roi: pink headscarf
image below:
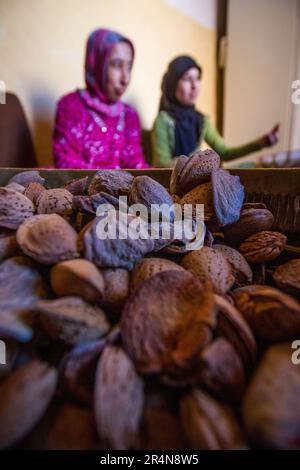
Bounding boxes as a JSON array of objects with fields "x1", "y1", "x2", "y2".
[{"x1": 80, "y1": 28, "x2": 135, "y2": 117}]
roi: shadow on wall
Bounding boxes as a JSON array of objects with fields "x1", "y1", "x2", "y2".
[
  {"x1": 29, "y1": 87, "x2": 55, "y2": 167},
  {"x1": 0, "y1": 92, "x2": 37, "y2": 168}
]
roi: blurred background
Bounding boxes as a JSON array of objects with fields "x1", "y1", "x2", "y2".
[{"x1": 0, "y1": 0, "x2": 299, "y2": 167}]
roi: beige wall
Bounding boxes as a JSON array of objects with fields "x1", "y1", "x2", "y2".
[
  {"x1": 0, "y1": 0, "x2": 217, "y2": 165},
  {"x1": 223, "y1": 0, "x2": 300, "y2": 168}
]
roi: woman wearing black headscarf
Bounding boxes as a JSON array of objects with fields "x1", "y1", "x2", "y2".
[{"x1": 152, "y1": 55, "x2": 279, "y2": 167}]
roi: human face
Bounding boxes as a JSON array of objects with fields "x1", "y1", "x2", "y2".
[
  {"x1": 175, "y1": 67, "x2": 201, "y2": 106},
  {"x1": 105, "y1": 42, "x2": 133, "y2": 102}
]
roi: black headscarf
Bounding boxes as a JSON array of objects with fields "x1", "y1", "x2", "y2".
[{"x1": 159, "y1": 56, "x2": 204, "y2": 157}]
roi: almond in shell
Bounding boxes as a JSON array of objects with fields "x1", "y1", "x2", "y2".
[
  {"x1": 181, "y1": 246, "x2": 235, "y2": 295},
  {"x1": 94, "y1": 345, "x2": 144, "y2": 450},
  {"x1": 50, "y1": 259, "x2": 105, "y2": 302},
  {"x1": 243, "y1": 343, "x2": 300, "y2": 449},
  {"x1": 239, "y1": 231, "x2": 287, "y2": 263},
  {"x1": 17, "y1": 214, "x2": 79, "y2": 265},
  {"x1": 232, "y1": 285, "x2": 300, "y2": 341},
  {"x1": 0, "y1": 360, "x2": 57, "y2": 449},
  {"x1": 121, "y1": 270, "x2": 216, "y2": 376},
  {"x1": 130, "y1": 257, "x2": 186, "y2": 293},
  {"x1": 35, "y1": 297, "x2": 110, "y2": 345},
  {"x1": 180, "y1": 389, "x2": 246, "y2": 450},
  {"x1": 0, "y1": 187, "x2": 34, "y2": 229}
]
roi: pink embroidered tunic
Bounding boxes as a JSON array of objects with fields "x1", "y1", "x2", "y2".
[{"x1": 53, "y1": 90, "x2": 148, "y2": 169}]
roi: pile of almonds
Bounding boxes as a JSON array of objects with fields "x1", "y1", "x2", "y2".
[{"x1": 0, "y1": 154, "x2": 300, "y2": 450}]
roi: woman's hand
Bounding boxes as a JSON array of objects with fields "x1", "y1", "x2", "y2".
[{"x1": 260, "y1": 124, "x2": 280, "y2": 148}]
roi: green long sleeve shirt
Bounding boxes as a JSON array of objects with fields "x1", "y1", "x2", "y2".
[{"x1": 151, "y1": 111, "x2": 264, "y2": 167}]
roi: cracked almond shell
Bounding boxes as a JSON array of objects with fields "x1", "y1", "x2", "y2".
[
  {"x1": 82, "y1": 213, "x2": 154, "y2": 269},
  {"x1": 211, "y1": 168, "x2": 244, "y2": 227}
]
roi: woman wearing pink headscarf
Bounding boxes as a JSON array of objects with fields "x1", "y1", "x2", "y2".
[{"x1": 53, "y1": 28, "x2": 148, "y2": 169}]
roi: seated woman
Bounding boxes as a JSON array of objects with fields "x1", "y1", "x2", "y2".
[
  {"x1": 152, "y1": 55, "x2": 279, "y2": 167},
  {"x1": 53, "y1": 28, "x2": 148, "y2": 169}
]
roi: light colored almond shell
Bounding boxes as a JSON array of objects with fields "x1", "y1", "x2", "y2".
[
  {"x1": 17, "y1": 214, "x2": 79, "y2": 265},
  {"x1": 50, "y1": 258, "x2": 105, "y2": 302},
  {"x1": 36, "y1": 188, "x2": 73, "y2": 219},
  {"x1": 0, "y1": 187, "x2": 34, "y2": 229},
  {"x1": 0, "y1": 360, "x2": 57, "y2": 449},
  {"x1": 94, "y1": 345, "x2": 144, "y2": 450},
  {"x1": 181, "y1": 247, "x2": 235, "y2": 295},
  {"x1": 130, "y1": 257, "x2": 186, "y2": 293}
]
